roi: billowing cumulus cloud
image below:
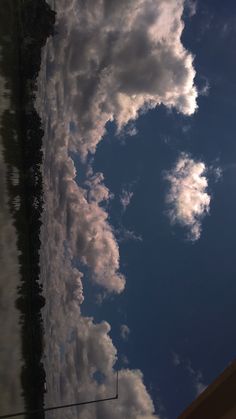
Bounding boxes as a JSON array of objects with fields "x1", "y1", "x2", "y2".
[
  {"x1": 41, "y1": 235, "x2": 159, "y2": 419},
  {"x1": 38, "y1": 0, "x2": 199, "y2": 292},
  {"x1": 37, "y1": 49, "x2": 125, "y2": 293},
  {"x1": 50, "y1": 0, "x2": 198, "y2": 158},
  {"x1": 39, "y1": 132, "x2": 125, "y2": 293},
  {"x1": 165, "y1": 153, "x2": 211, "y2": 241},
  {"x1": 64, "y1": 168, "x2": 125, "y2": 293}
]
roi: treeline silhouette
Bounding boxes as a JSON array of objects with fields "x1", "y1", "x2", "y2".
[{"x1": 0, "y1": 1, "x2": 56, "y2": 418}]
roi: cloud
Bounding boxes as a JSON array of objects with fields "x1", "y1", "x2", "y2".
[
  {"x1": 37, "y1": 104, "x2": 159, "y2": 419},
  {"x1": 185, "y1": 361, "x2": 207, "y2": 397},
  {"x1": 44, "y1": 308, "x2": 160, "y2": 419},
  {"x1": 172, "y1": 353, "x2": 207, "y2": 397},
  {"x1": 125, "y1": 124, "x2": 138, "y2": 137},
  {"x1": 198, "y1": 77, "x2": 210, "y2": 96},
  {"x1": 49, "y1": 0, "x2": 198, "y2": 159},
  {"x1": 42, "y1": 142, "x2": 125, "y2": 294},
  {"x1": 185, "y1": 0, "x2": 197, "y2": 18},
  {"x1": 37, "y1": 0, "x2": 199, "y2": 291},
  {"x1": 164, "y1": 153, "x2": 211, "y2": 241},
  {"x1": 117, "y1": 228, "x2": 142, "y2": 243},
  {"x1": 37, "y1": 38, "x2": 159, "y2": 419},
  {"x1": 120, "y1": 189, "x2": 134, "y2": 211},
  {"x1": 36, "y1": 0, "x2": 200, "y2": 416},
  {"x1": 37, "y1": 71, "x2": 125, "y2": 294},
  {"x1": 208, "y1": 164, "x2": 222, "y2": 182},
  {"x1": 172, "y1": 352, "x2": 181, "y2": 367},
  {"x1": 120, "y1": 324, "x2": 130, "y2": 341},
  {"x1": 66, "y1": 172, "x2": 125, "y2": 293},
  {"x1": 41, "y1": 250, "x2": 159, "y2": 419},
  {"x1": 121, "y1": 355, "x2": 129, "y2": 366}
]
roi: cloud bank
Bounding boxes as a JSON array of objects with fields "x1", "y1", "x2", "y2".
[
  {"x1": 165, "y1": 153, "x2": 211, "y2": 241},
  {"x1": 43, "y1": 296, "x2": 159, "y2": 419},
  {"x1": 36, "y1": 0, "x2": 199, "y2": 417},
  {"x1": 39, "y1": 0, "x2": 199, "y2": 292}
]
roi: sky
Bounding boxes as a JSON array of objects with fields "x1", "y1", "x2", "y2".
[{"x1": 38, "y1": 1, "x2": 236, "y2": 418}]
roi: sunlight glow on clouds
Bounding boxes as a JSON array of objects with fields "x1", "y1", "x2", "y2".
[{"x1": 165, "y1": 153, "x2": 211, "y2": 241}]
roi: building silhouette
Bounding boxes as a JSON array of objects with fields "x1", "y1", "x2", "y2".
[{"x1": 178, "y1": 360, "x2": 236, "y2": 419}]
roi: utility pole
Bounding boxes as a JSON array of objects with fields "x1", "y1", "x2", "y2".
[{"x1": 0, "y1": 372, "x2": 119, "y2": 419}]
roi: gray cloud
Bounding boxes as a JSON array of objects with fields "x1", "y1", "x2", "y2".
[{"x1": 164, "y1": 153, "x2": 211, "y2": 241}]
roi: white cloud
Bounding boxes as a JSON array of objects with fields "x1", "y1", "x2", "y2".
[
  {"x1": 198, "y1": 78, "x2": 210, "y2": 96},
  {"x1": 185, "y1": 0, "x2": 197, "y2": 18},
  {"x1": 41, "y1": 252, "x2": 159, "y2": 419},
  {"x1": 47, "y1": 0, "x2": 198, "y2": 159},
  {"x1": 126, "y1": 124, "x2": 138, "y2": 137},
  {"x1": 35, "y1": 0, "x2": 200, "y2": 416},
  {"x1": 121, "y1": 355, "x2": 130, "y2": 365},
  {"x1": 41, "y1": 142, "x2": 125, "y2": 294},
  {"x1": 209, "y1": 164, "x2": 222, "y2": 182},
  {"x1": 45, "y1": 316, "x2": 160, "y2": 419},
  {"x1": 36, "y1": 0, "x2": 199, "y2": 289},
  {"x1": 120, "y1": 324, "x2": 130, "y2": 341},
  {"x1": 37, "y1": 38, "x2": 159, "y2": 419},
  {"x1": 165, "y1": 153, "x2": 211, "y2": 241},
  {"x1": 117, "y1": 228, "x2": 142, "y2": 243},
  {"x1": 120, "y1": 189, "x2": 134, "y2": 211}
]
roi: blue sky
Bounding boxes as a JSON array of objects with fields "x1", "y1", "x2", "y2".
[{"x1": 40, "y1": 1, "x2": 236, "y2": 418}]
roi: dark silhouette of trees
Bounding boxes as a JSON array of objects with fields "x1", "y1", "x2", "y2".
[{"x1": 0, "y1": 1, "x2": 56, "y2": 418}]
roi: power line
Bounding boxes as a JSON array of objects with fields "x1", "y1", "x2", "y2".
[{"x1": 0, "y1": 371, "x2": 119, "y2": 419}]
